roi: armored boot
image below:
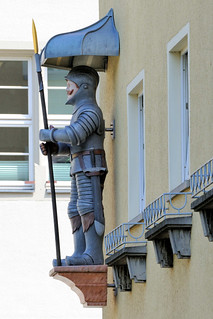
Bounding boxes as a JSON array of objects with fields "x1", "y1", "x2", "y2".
[
  {"x1": 66, "y1": 212, "x2": 104, "y2": 265},
  {"x1": 65, "y1": 216, "x2": 86, "y2": 264}
]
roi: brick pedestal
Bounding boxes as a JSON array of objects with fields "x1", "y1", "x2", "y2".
[{"x1": 49, "y1": 265, "x2": 108, "y2": 307}]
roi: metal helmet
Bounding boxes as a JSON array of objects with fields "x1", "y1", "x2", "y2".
[
  {"x1": 65, "y1": 65, "x2": 99, "y2": 89},
  {"x1": 65, "y1": 66, "x2": 99, "y2": 106}
]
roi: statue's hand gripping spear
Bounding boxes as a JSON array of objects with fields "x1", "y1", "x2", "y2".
[{"x1": 32, "y1": 20, "x2": 61, "y2": 266}]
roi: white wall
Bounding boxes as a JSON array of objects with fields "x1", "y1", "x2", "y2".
[
  {"x1": 0, "y1": 201, "x2": 102, "y2": 319},
  {"x1": 0, "y1": 1, "x2": 102, "y2": 318},
  {"x1": 0, "y1": 0, "x2": 99, "y2": 44}
]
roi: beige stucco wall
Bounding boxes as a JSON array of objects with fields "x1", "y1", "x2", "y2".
[{"x1": 99, "y1": 1, "x2": 213, "y2": 318}]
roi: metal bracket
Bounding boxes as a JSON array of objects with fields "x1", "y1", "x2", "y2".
[
  {"x1": 113, "y1": 265, "x2": 132, "y2": 292},
  {"x1": 153, "y1": 238, "x2": 173, "y2": 268},
  {"x1": 105, "y1": 120, "x2": 115, "y2": 139},
  {"x1": 191, "y1": 189, "x2": 213, "y2": 242},
  {"x1": 126, "y1": 256, "x2": 146, "y2": 282},
  {"x1": 169, "y1": 228, "x2": 191, "y2": 258},
  {"x1": 107, "y1": 283, "x2": 117, "y2": 296},
  {"x1": 105, "y1": 246, "x2": 147, "y2": 293},
  {"x1": 146, "y1": 217, "x2": 192, "y2": 268},
  {"x1": 199, "y1": 209, "x2": 213, "y2": 241}
]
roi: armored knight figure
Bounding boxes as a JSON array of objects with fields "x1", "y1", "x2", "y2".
[{"x1": 39, "y1": 66, "x2": 107, "y2": 265}]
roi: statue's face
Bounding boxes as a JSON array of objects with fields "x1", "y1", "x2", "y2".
[{"x1": 66, "y1": 80, "x2": 79, "y2": 102}]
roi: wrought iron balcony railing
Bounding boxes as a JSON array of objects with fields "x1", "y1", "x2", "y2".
[
  {"x1": 144, "y1": 192, "x2": 192, "y2": 229},
  {"x1": 104, "y1": 222, "x2": 146, "y2": 256},
  {"x1": 190, "y1": 158, "x2": 213, "y2": 198},
  {"x1": 105, "y1": 193, "x2": 192, "y2": 255}
]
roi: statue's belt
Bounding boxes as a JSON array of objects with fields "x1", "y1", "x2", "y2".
[
  {"x1": 71, "y1": 149, "x2": 107, "y2": 177},
  {"x1": 71, "y1": 149, "x2": 105, "y2": 159}
]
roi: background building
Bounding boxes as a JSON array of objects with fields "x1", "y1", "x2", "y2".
[
  {"x1": 99, "y1": 1, "x2": 213, "y2": 319},
  {"x1": 0, "y1": 1, "x2": 102, "y2": 318}
]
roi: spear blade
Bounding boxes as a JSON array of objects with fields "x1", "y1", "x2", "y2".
[{"x1": 32, "y1": 19, "x2": 38, "y2": 54}]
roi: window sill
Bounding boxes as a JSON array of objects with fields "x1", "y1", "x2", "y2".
[
  {"x1": 169, "y1": 180, "x2": 190, "y2": 199},
  {"x1": 45, "y1": 181, "x2": 70, "y2": 194},
  {"x1": 128, "y1": 212, "x2": 144, "y2": 228},
  {"x1": 0, "y1": 181, "x2": 34, "y2": 193}
]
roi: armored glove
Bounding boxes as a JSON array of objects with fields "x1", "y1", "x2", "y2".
[{"x1": 40, "y1": 142, "x2": 59, "y2": 156}]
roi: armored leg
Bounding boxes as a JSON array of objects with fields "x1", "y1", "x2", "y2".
[
  {"x1": 66, "y1": 173, "x2": 105, "y2": 265},
  {"x1": 67, "y1": 175, "x2": 86, "y2": 259}
]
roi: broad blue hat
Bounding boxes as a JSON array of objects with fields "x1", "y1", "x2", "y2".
[{"x1": 40, "y1": 9, "x2": 119, "y2": 71}]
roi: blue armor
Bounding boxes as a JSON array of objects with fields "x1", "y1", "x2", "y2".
[{"x1": 40, "y1": 66, "x2": 107, "y2": 265}]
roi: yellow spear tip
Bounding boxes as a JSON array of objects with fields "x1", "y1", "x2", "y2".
[
  {"x1": 32, "y1": 18, "x2": 38, "y2": 54},
  {"x1": 32, "y1": 19, "x2": 36, "y2": 32}
]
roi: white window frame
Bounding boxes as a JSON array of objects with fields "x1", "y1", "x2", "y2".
[
  {"x1": 0, "y1": 57, "x2": 34, "y2": 192},
  {"x1": 167, "y1": 23, "x2": 190, "y2": 191},
  {"x1": 127, "y1": 70, "x2": 145, "y2": 221},
  {"x1": 138, "y1": 94, "x2": 145, "y2": 213},
  {"x1": 181, "y1": 51, "x2": 189, "y2": 181}
]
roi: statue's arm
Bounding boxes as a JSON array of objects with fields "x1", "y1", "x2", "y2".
[
  {"x1": 40, "y1": 140, "x2": 70, "y2": 157},
  {"x1": 39, "y1": 110, "x2": 100, "y2": 145}
]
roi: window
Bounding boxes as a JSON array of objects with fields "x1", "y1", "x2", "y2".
[
  {"x1": 138, "y1": 95, "x2": 145, "y2": 212},
  {"x1": 127, "y1": 70, "x2": 145, "y2": 221},
  {"x1": 0, "y1": 59, "x2": 34, "y2": 192},
  {"x1": 167, "y1": 24, "x2": 190, "y2": 191},
  {"x1": 45, "y1": 68, "x2": 72, "y2": 192},
  {"x1": 181, "y1": 52, "x2": 189, "y2": 181},
  {"x1": 47, "y1": 68, "x2": 74, "y2": 117}
]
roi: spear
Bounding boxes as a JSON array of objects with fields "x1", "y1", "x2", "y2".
[{"x1": 32, "y1": 20, "x2": 61, "y2": 266}]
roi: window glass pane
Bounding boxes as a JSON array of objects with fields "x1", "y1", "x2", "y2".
[
  {"x1": 0, "y1": 127, "x2": 28, "y2": 153},
  {"x1": 0, "y1": 155, "x2": 29, "y2": 180},
  {"x1": 0, "y1": 89, "x2": 28, "y2": 114},
  {"x1": 48, "y1": 68, "x2": 67, "y2": 86},
  {"x1": 0, "y1": 61, "x2": 28, "y2": 86},
  {"x1": 52, "y1": 156, "x2": 70, "y2": 181},
  {"x1": 48, "y1": 89, "x2": 74, "y2": 114}
]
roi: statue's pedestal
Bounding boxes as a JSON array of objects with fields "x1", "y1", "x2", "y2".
[{"x1": 49, "y1": 265, "x2": 108, "y2": 307}]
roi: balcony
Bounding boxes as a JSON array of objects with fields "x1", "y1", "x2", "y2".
[
  {"x1": 104, "y1": 223, "x2": 147, "y2": 292},
  {"x1": 144, "y1": 192, "x2": 192, "y2": 229},
  {"x1": 144, "y1": 192, "x2": 192, "y2": 267},
  {"x1": 190, "y1": 158, "x2": 213, "y2": 198},
  {"x1": 190, "y1": 158, "x2": 213, "y2": 241},
  {"x1": 105, "y1": 222, "x2": 146, "y2": 255}
]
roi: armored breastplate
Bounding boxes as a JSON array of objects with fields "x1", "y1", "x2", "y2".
[
  {"x1": 69, "y1": 103, "x2": 107, "y2": 176},
  {"x1": 70, "y1": 103, "x2": 105, "y2": 155}
]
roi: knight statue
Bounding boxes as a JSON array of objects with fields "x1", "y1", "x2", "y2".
[{"x1": 39, "y1": 65, "x2": 107, "y2": 265}]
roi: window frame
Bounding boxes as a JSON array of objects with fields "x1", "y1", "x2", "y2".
[
  {"x1": 138, "y1": 94, "x2": 145, "y2": 213},
  {"x1": 127, "y1": 69, "x2": 146, "y2": 221},
  {"x1": 181, "y1": 51, "x2": 189, "y2": 182},
  {"x1": 167, "y1": 23, "x2": 190, "y2": 192},
  {"x1": 0, "y1": 57, "x2": 34, "y2": 192}
]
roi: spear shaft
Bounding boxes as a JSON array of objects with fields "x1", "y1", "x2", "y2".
[{"x1": 32, "y1": 20, "x2": 61, "y2": 266}]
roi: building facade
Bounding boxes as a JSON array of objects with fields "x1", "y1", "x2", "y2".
[{"x1": 99, "y1": 1, "x2": 213, "y2": 319}]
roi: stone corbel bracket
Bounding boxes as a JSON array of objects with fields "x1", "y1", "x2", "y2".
[
  {"x1": 105, "y1": 245, "x2": 147, "y2": 293},
  {"x1": 49, "y1": 265, "x2": 107, "y2": 307},
  {"x1": 191, "y1": 188, "x2": 213, "y2": 241},
  {"x1": 145, "y1": 217, "x2": 192, "y2": 268}
]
